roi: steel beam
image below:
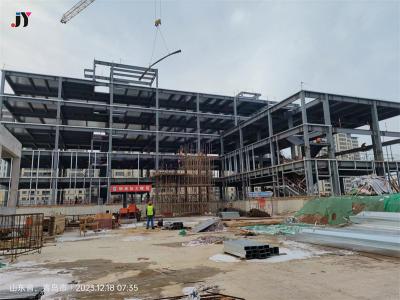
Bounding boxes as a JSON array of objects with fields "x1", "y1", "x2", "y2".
[{"x1": 334, "y1": 127, "x2": 400, "y2": 138}]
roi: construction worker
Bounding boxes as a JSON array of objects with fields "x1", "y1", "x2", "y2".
[{"x1": 146, "y1": 201, "x2": 155, "y2": 229}]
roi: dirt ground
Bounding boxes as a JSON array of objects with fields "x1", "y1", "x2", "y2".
[{"x1": 0, "y1": 218, "x2": 399, "y2": 300}]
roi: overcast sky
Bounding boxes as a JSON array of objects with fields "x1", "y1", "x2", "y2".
[{"x1": 0, "y1": 0, "x2": 399, "y2": 156}]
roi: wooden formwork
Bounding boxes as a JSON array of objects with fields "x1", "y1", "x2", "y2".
[{"x1": 154, "y1": 152, "x2": 215, "y2": 216}]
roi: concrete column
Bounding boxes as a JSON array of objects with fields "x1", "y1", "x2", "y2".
[
  {"x1": 301, "y1": 91, "x2": 314, "y2": 195},
  {"x1": 9, "y1": 157, "x2": 21, "y2": 208},
  {"x1": 323, "y1": 94, "x2": 340, "y2": 195},
  {"x1": 196, "y1": 93, "x2": 201, "y2": 153},
  {"x1": 155, "y1": 71, "x2": 160, "y2": 170},
  {"x1": 0, "y1": 125, "x2": 22, "y2": 213}
]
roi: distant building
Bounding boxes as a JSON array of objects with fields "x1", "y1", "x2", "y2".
[{"x1": 318, "y1": 133, "x2": 360, "y2": 195}]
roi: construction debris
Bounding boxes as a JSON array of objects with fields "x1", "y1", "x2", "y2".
[
  {"x1": 223, "y1": 218, "x2": 283, "y2": 228},
  {"x1": 219, "y1": 211, "x2": 240, "y2": 220},
  {"x1": 79, "y1": 216, "x2": 99, "y2": 236},
  {"x1": 182, "y1": 235, "x2": 225, "y2": 247},
  {"x1": 247, "y1": 208, "x2": 271, "y2": 218},
  {"x1": 192, "y1": 218, "x2": 221, "y2": 233},
  {"x1": 351, "y1": 175, "x2": 394, "y2": 195},
  {"x1": 183, "y1": 236, "x2": 219, "y2": 246},
  {"x1": 242, "y1": 223, "x2": 312, "y2": 235},
  {"x1": 163, "y1": 221, "x2": 184, "y2": 230},
  {"x1": 224, "y1": 239, "x2": 279, "y2": 259},
  {"x1": 43, "y1": 214, "x2": 65, "y2": 236}
]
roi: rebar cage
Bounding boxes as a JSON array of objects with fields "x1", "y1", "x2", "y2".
[{"x1": 0, "y1": 213, "x2": 44, "y2": 259}]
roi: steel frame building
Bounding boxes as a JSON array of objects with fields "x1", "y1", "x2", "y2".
[
  {"x1": 0, "y1": 60, "x2": 399, "y2": 207},
  {"x1": 219, "y1": 90, "x2": 400, "y2": 197},
  {"x1": 0, "y1": 60, "x2": 271, "y2": 205}
]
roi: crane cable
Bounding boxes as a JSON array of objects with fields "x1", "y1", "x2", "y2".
[{"x1": 149, "y1": 0, "x2": 171, "y2": 65}]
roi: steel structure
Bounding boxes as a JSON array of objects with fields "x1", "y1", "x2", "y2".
[
  {"x1": 0, "y1": 60, "x2": 399, "y2": 208},
  {"x1": 218, "y1": 90, "x2": 400, "y2": 198},
  {"x1": 0, "y1": 60, "x2": 271, "y2": 206}
]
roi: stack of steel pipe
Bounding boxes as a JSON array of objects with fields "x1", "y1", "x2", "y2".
[{"x1": 223, "y1": 239, "x2": 279, "y2": 259}]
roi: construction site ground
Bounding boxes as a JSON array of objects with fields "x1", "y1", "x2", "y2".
[{"x1": 1, "y1": 217, "x2": 399, "y2": 300}]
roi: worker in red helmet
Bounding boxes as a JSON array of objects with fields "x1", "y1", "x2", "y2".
[{"x1": 146, "y1": 201, "x2": 155, "y2": 230}]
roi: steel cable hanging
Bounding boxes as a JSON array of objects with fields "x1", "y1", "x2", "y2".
[{"x1": 144, "y1": 0, "x2": 181, "y2": 80}]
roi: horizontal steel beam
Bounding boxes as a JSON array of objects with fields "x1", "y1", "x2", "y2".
[
  {"x1": 222, "y1": 123, "x2": 329, "y2": 159},
  {"x1": 222, "y1": 91, "x2": 301, "y2": 138},
  {"x1": 21, "y1": 149, "x2": 182, "y2": 160},
  {"x1": 304, "y1": 90, "x2": 400, "y2": 109},
  {"x1": 1, "y1": 94, "x2": 249, "y2": 121},
  {"x1": 0, "y1": 121, "x2": 220, "y2": 139},
  {"x1": 2, "y1": 70, "x2": 271, "y2": 105},
  {"x1": 334, "y1": 127, "x2": 400, "y2": 138}
]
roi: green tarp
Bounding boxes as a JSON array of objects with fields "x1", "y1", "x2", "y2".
[{"x1": 295, "y1": 193, "x2": 400, "y2": 225}]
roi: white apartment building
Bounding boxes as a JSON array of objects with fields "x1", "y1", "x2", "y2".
[
  {"x1": 318, "y1": 133, "x2": 360, "y2": 195},
  {"x1": 19, "y1": 189, "x2": 51, "y2": 206}
]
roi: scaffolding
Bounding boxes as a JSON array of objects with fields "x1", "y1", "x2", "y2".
[{"x1": 154, "y1": 149, "x2": 215, "y2": 216}]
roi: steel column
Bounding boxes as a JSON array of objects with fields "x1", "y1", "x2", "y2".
[
  {"x1": 107, "y1": 68, "x2": 114, "y2": 203},
  {"x1": 155, "y1": 70, "x2": 160, "y2": 170},
  {"x1": 233, "y1": 95, "x2": 238, "y2": 126},
  {"x1": 196, "y1": 93, "x2": 201, "y2": 153},
  {"x1": 0, "y1": 71, "x2": 5, "y2": 121},
  {"x1": 287, "y1": 111, "x2": 296, "y2": 159},
  {"x1": 371, "y1": 101, "x2": 384, "y2": 164},
  {"x1": 323, "y1": 94, "x2": 340, "y2": 195},
  {"x1": 268, "y1": 111, "x2": 275, "y2": 166},
  {"x1": 301, "y1": 91, "x2": 314, "y2": 195}
]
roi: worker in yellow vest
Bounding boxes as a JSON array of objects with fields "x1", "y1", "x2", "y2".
[{"x1": 146, "y1": 201, "x2": 155, "y2": 229}]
